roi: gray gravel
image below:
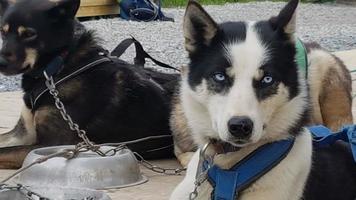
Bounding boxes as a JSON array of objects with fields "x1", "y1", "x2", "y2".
[{"x1": 1, "y1": 2, "x2": 356, "y2": 92}]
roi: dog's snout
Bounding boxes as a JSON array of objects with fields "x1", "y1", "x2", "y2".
[{"x1": 228, "y1": 116, "x2": 253, "y2": 138}]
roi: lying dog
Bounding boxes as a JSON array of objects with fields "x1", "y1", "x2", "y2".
[
  {"x1": 171, "y1": 0, "x2": 353, "y2": 167},
  {"x1": 0, "y1": 0, "x2": 177, "y2": 169},
  {"x1": 170, "y1": 0, "x2": 356, "y2": 199}
]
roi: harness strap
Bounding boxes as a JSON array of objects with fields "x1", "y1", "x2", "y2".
[
  {"x1": 110, "y1": 37, "x2": 180, "y2": 72},
  {"x1": 29, "y1": 56, "x2": 112, "y2": 109},
  {"x1": 308, "y1": 125, "x2": 356, "y2": 162},
  {"x1": 30, "y1": 37, "x2": 177, "y2": 110},
  {"x1": 204, "y1": 139, "x2": 295, "y2": 200}
]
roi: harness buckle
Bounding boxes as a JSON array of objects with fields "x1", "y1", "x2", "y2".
[{"x1": 196, "y1": 142, "x2": 213, "y2": 180}]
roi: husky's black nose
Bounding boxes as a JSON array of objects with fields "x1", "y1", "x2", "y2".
[{"x1": 228, "y1": 116, "x2": 253, "y2": 138}]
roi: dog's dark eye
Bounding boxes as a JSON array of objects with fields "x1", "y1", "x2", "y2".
[
  {"x1": 22, "y1": 29, "x2": 37, "y2": 42},
  {"x1": 212, "y1": 72, "x2": 226, "y2": 82},
  {"x1": 260, "y1": 75, "x2": 274, "y2": 87}
]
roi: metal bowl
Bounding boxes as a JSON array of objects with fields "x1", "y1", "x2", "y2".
[
  {"x1": 0, "y1": 186, "x2": 112, "y2": 200},
  {"x1": 16, "y1": 145, "x2": 147, "y2": 189}
]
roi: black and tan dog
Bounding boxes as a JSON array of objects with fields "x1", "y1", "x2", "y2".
[{"x1": 0, "y1": 0, "x2": 178, "y2": 168}]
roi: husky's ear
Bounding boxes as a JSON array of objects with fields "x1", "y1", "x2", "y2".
[
  {"x1": 0, "y1": 0, "x2": 9, "y2": 16},
  {"x1": 270, "y1": 0, "x2": 298, "y2": 35},
  {"x1": 183, "y1": 1, "x2": 218, "y2": 53},
  {"x1": 38, "y1": 0, "x2": 80, "y2": 21}
]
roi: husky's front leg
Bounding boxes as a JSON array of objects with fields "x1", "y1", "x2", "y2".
[{"x1": 170, "y1": 151, "x2": 200, "y2": 200}]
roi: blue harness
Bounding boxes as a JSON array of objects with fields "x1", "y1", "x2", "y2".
[{"x1": 203, "y1": 125, "x2": 356, "y2": 200}]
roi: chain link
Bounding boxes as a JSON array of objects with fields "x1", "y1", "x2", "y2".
[
  {"x1": 189, "y1": 168, "x2": 210, "y2": 200},
  {"x1": 134, "y1": 152, "x2": 186, "y2": 175},
  {"x1": 189, "y1": 142, "x2": 214, "y2": 200},
  {"x1": 44, "y1": 73, "x2": 108, "y2": 156}
]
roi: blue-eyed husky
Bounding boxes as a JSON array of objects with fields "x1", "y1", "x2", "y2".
[{"x1": 170, "y1": 0, "x2": 356, "y2": 199}]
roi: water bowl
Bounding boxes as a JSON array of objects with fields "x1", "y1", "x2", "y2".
[{"x1": 16, "y1": 145, "x2": 147, "y2": 189}]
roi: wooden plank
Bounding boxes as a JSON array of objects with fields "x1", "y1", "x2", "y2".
[
  {"x1": 80, "y1": 0, "x2": 118, "y2": 7},
  {"x1": 76, "y1": 5, "x2": 120, "y2": 17},
  {"x1": 336, "y1": 0, "x2": 356, "y2": 5}
]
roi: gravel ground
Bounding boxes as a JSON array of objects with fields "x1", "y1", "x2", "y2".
[{"x1": 1, "y1": 2, "x2": 356, "y2": 92}]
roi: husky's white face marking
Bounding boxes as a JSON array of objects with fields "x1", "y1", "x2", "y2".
[{"x1": 212, "y1": 22, "x2": 269, "y2": 144}]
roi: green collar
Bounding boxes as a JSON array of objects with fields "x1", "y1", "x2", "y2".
[{"x1": 296, "y1": 38, "x2": 308, "y2": 76}]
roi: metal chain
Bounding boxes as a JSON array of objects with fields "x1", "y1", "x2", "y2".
[
  {"x1": 189, "y1": 169, "x2": 209, "y2": 200},
  {"x1": 134, "y1": 152, "x2": 186, "y2": 175},
  {"x1": 44, "y1": 73, "x2": 106, "y2": 156},
  {"x1": 44, "y1": 71, "x2": 186, "y2": 175},
  {"x1": 189, "y1": 142, "x2": 214, "y2": 200}
]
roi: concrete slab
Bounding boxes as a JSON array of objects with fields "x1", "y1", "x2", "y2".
[
  {"x1": 333, "y1": 49, "x2": 356, "y2": 71},
  {"x1": 0, "y1": 91, "x2": 23, "y2": 133}
]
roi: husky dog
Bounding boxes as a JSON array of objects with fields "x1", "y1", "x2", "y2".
[
  {"x1": 170, "y1": 0, "x2": 356, "y2": 199},
  {"x1": 171, "y1": 0, "x2": 353, "y2": 168},
  {"x1": 0, "y1": 0, "x2": 177, "y2": 169}
]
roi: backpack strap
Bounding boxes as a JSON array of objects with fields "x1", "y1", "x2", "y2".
[
  {"x1": 308, "y1": 125, "x2": 356, "y2": 162},
  {"x1": 203, "y1": 139, "x2": 295, "y2": 200},
  {"x1": 110, "y1": 37, "x2": 180, "y2": 72},
  {"x1": 155, "y1": 0, "x2": 174, "y2": 22}
]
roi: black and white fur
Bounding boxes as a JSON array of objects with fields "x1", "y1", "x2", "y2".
[{"x1": 170, "y1": 0, "x2": 356, "y2": 199}]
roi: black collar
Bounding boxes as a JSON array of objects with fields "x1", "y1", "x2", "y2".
[{"x1": 25, "y1": 51, "x2": 68, "y2": 79}]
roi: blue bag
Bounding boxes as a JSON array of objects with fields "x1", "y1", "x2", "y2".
[{"x1": 119, "y1": 0, "x2": 174, "y2": 22}]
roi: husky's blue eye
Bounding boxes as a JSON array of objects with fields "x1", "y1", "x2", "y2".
[
  {"x1": 213, "y1": 73, "x2": 226, "y2": 82},
  {"x1": 261, "y1": 75, "x2": 274, "y2": 86}
]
